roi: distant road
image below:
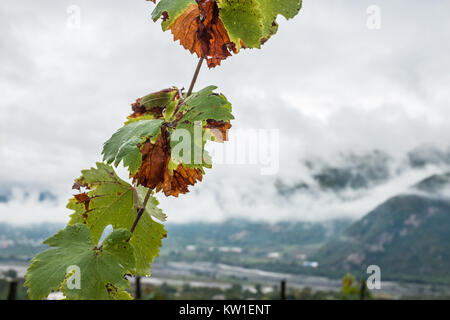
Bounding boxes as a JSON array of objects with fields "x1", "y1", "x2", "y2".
[{"x1": 1, "y1": 261, "x2": 443, "y2": 298}]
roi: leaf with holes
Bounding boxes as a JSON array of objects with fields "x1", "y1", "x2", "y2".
[{"x1": 25, "y1": 224, "x2": 134, "y2": 300}]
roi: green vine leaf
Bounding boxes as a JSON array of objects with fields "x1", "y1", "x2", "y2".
[
  {"x1": 217, "y1": 0, "x2": 265, "y2": 49},
  {"x1": 102, "y1": 119, "x2": 164, "y2": 175},
  {"x1": 181, "y1": 85, "x2": 234, "y2": 123},
  {"x1": 68, "y1": 163, "x2": 167, "y2": 275},
  {"x1": 149, "y1": 0, "x2": 302, "y2": 67},
  {"x1": 24, "y1": 224, "x2": 134, "y2": 300},
  {"x1": 141, "y1": 88, "x2": 178, "y2": 110}
]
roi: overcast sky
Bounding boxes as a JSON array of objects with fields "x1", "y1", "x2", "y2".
[{"x1": 1, "y1": 0, "x2": 450, "y2": 225}]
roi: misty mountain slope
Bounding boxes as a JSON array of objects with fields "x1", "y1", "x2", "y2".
[
  {"x1": 0, "y1": 188, "x2": 57, "y2": 204},
  {"x1": 413, "y1": 172, "x2": 450, "y2": 194},
  {"x1": 276, "y1": 150, "x2": 393, "y2": 196},
  {"x1": 275, "y1": 145, "x2": 450, "y2": 201},
  {"x1": 313, "y1": 195, "x2": 450, "y2": 283},
  {"x1": 311, "y1": 151, "x2": 392, "y2": 191},
  {"x1": 407, "y1": 145, "x2": 450, "y2": 169}
]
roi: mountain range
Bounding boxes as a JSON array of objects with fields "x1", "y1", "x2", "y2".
[
  {"x1": 276, "y1": 145, "x2": 450, "y2": 198},
  {"x1": 313, "y1": 171, "x2": 450, "y2": 284}
]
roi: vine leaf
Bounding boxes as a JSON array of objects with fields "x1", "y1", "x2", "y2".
[
  {"x1": 128, "y1": 88, "x2": 179, "y2": 122},
  {"x1": 149, "y1": 0, "x2": 303, "y2": 67},
  {"x1": 181, "y1": 85, "x2": 234, "y2": 122},
  {"x1": 102, "y1": 86, "x2": 233, "y2": 197},
  {"x1": 167, "y1": 0, "x2": 234, "y2": 68},
  {"x1": 68, "y1": 163, "x2": 167, "y2": 275},
  {"x1": 102, "y1": 119, "x2": 164, "y2": 175},
  {"x1": 24, "y1": 224, "x2": 134, "y2": 300}
]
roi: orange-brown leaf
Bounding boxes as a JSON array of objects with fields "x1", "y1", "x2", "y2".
[
  {"x1": 133, "y1": 133, "x2": 203, "y2": 197},
  {"x1": 132, "y1": 135, "x2": 169, "y2": 190},
  {"x1": 156, "y1": 164, "x2": 203, "y2": 197},
  {"x1": 170, "y1": 1, "x2": 236, "y2": 68}
]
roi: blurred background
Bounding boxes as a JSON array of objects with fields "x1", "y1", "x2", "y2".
[{"x1": 1, "y1": 0, "x2": 450, "y2": 299}]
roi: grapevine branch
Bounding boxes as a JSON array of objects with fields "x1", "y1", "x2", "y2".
[
  {"x1": 24, "y1": 1, "x2": 303, "y2": 300},
  {"x1": 187, "y1": 57, "x2": 204, "y2": 97},
  {"x1": 129, "y1": 57, "x2": 205, "y2": 235},
  {"x1": 130, "y1": 188, "x2": 152, "y2": 234}
]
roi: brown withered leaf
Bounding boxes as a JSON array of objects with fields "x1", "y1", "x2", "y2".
[
  {"x1": 170, "y1": 0, "x2": 236, "y2": 68},
  {"x1": 133, "y1": 131, "x2": 204, "y2": 197},
  {"x1": 156, "y1": 163, "x2": 203, "y2": 197},
  {"x1": 132, "y1": 135, "x2": 169, "y2": 190}
]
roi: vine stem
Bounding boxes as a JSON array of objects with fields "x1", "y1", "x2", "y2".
[
  {"x1": 187, "y1": 57, "x2": 204, "y2": 97},
  {"x1": 130, "y1": 188, "x2": 152, "y2": 234}
]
